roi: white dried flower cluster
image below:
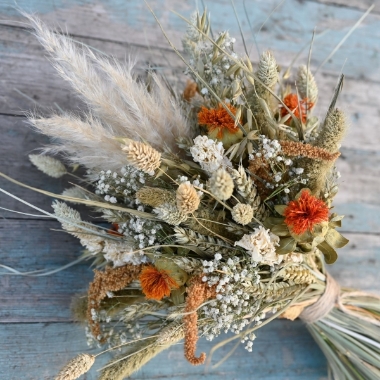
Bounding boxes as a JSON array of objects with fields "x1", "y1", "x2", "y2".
[
  {"x1": 29, "y1": 154, "x2": 67, "y2": 178},
  {"x1": 235, "y1": 226, "x2": 281, "y2": 266},
  {"x1": 190, "y1": 135, "x2": 231, "y2": 173},
  {"x1": 200, "y1": 255, "x2": 264, "y2": 350},
  {"x1": 183, "y1": 23, "x2": 239, "y2": 102},
  {"x1": 249, "y1": 136, "x2": 307, "y2": 192},
  {"x1": 117, "y1": 209, "x2": 162, "y2": 250},
  {"x1": 95, "y1": 166, "x2": 146, "y2": 202}
]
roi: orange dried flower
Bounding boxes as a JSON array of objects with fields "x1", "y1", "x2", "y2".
[
  {"x1": 140, "y1": 265, "x2": 179, "y2": 301},
  {"x1": 284, "y1": 190, "x2": 329, "y2": 235},
  {"x1": 198, "y1": 103, "x2": 240, "y2": 138},
  {"x1": 281, "y1": 93, "x2": 314, "y2": 123}
]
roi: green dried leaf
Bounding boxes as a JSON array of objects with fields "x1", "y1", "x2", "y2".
[
  {"x1": 276, "y1": 237, "x2": 297, "y2": 255},
  {"x1": 271, "y1": 223, "x2": 290, "y2": 237},
  {"x1": 317, "y1": 240, "x2": 338, "y2": 264},
  {"x1": 274, "y1": 205, "x2": 287, "y2": 216},
  {"x1": 170, "y1": 287, "x2": 185, "y2": 306},
  {"x1": 263, "y1": 217, "x2": 284, "y2": 229},
  {"x1": 325, "y1": 228, "x2": 349, "y2": 249}
]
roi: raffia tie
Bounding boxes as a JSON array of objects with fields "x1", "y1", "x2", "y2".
[{"x1": 300, "y1": 273, "x2": 340, "y2": 324}]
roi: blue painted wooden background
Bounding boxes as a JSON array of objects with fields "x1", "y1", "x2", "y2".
[{"x1": 0, "y1": 0, "x2": 379, "y2": 379}]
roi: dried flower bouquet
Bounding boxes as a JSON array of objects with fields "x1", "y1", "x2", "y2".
[{"x1": 2, "y1": 9, "x2": 380, "y2": 380}]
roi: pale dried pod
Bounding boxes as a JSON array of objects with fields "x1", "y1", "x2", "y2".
[
  {"x1": 176, "y1": 183, "x2": 200, "y2": 214},
  {"x1": 209, "y1": 168, "x2": 234, "y2": 200},
  {"x1": 122, "y1": 140, "x2": 161, "y2": 175},
  {"x1": 55, "y1": 353, "x2": 95, "y2": 380},
  {"x1": 231, "y1": 203, "x2": 254, "y2": 225}
]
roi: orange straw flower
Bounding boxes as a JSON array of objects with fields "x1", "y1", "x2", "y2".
[
  {"x1": 281, "y1": 93, "x2": 314, "y2": 124},
  {"x1": 139, "y1": 265, "x2": 179, "y2": 301},
  {"x1": 284, "y1": 190, "x2": 329, "y2": 235},
  {"x1": 198, "y1": 103, "x2": 240, "y2": 138}
]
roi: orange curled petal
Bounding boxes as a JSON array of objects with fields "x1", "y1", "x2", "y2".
[
  {"x1": 140, "y1": 265, "x2": 179, "y2": 301},
  {"x1": 198, "y1": 103, "x2": 240, "y2": 138}
]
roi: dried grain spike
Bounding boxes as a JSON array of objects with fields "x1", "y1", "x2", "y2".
[
  {"x1": 297, "y1": 65, "x2": 318, "y2": 104},
  {"x1": 55, "y1": 353, "x2": 95, "y2": 380}
]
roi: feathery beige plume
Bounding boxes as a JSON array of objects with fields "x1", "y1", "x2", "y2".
[
  {"x1": 24, "y1": 14, "x2": 191, "y2": 156},
  {"x1": 297, "y1": 65, "x2": 318, "y2": 104},
  {"x1": 231, "y1": 203, "x2": 254, "y2": 225},
  {"x1": 55, "y1": 353, "x2": 95, "y2": 380},
  {"x1": 29, "y1": 154, "x2": 67, "y2": 178},
  {"x1": 208, "y1": 168, "x2": 234, "y2": 200},
  {"x1": 176, "y1": 183, "x2": 200, "y2": 214},
  {"x1": 136, "y1": 187, "x2": 175, "y2": 207},
  {"x1": 122, "y1": 141, "x2": 161, "y2": 175}
]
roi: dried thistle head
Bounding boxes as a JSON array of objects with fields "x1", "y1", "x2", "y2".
[
  {"x1": 176, "y1": 183, "x2": 200, "y2": 214},
  {"x1": 136, "y1": 187, "x2": 175, "y2": 207},
  {"x1": 122, "y1": 140, "x2": 161, "y2": 175},
  {"x1": 231, "y1": 203, "x2": 254, "y2": 225},
  {"x1": 55, "y1": 353, "x2": 95, "y2": 380},
  {"x1": 208, "y1": 168, "x2": 234, "y2": 200}
]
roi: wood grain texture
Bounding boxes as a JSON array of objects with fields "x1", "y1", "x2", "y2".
[{"x1": 0, "y1": 0, "x2": 379, "y2": 379}]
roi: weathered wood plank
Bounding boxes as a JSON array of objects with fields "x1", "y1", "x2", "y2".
[
  {"x1": 0, "y1": 320, "x2": 328, "y2": 380},
  {"x1": 1, "y1": 0, "x2": 379, "y2": 80},
  {"x1": 0, "y1": 218, "x2": 378, "y2": 322}
]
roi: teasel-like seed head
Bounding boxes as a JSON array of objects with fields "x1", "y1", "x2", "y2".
[
  {"x1": 297, "y1": 65, "x2": 318, "y2": 104},
  {"x1": 257, "y1": 51, "x2": 278, "y2": 89},
  {"x1": 136, "y1": 187, "x2": 175, "y2": 207},
  {"x1": 122, "y1": 140, "x2": 161, "y2": 175},
  {"x1": 208, "y1": 168, "x2": 234, "y2": 200},
  {"x1": 176, "y1": 183, "x2": 200, "y2": 214},
  {"x1": 55, "y1": 353, "x2": 95, "y2": 380},
  {"x1": 231, "y1": 203, "x2": 254, "y2": 225},
  {"x1": 153, "y1": 202, "x2": 188, "y2": 226}
]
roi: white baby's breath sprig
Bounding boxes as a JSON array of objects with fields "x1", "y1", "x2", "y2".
[{"x1": 29, "y1": 154, "x2": 67, "y2": 178}]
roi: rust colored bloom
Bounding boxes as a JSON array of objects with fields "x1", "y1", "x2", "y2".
[
  {"x1": 284, "y1": 190, "x2": 329, "y2": 235},
  {"x1": 140, "y1": 265, "x2": 179, "y2": 301},
  {"x1": 281, "y1": 93, "x2": 314, "y2": 123},
  {"x1": 198, "y1": 103, "x2": 240, "y2": 138}
]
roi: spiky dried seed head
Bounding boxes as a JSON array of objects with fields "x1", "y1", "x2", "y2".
[
  {"x1": 176, "y1": 183, "x2": 200, "y2": 214},
  {"x1": 55, "y1": 353, "x2": 95, "y2": 380},
  {"x1": 297, "y1": 65, "x2": 318, "y2": 104},
  {"x1": 231, "y1": 203, "x2": 254, "y2": 225},
  {"x1": 122, "y1": 141, "x2": 161, "y2": 175},
  {"x1": 153, "y1": 202, "x2": 188, "y2": 226},
  {"x1": 209, "y1": 168, "x2": 234, "y2": 200},
  {"x1": 136, "y1": 187, "x2": 175, "y2": 207},
  {"x1": 257, "y1": 51, "x2": 278, "y2": 89}
]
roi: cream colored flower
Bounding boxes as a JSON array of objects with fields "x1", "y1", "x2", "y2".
[
  {"x1": 231, "y1": 203, "x2": 253, "y2": 225},
  {"x1": 235, "y1": 226, "x2": 281, "y2": 265},
  {"x1": 176, "y1": 182, "x2": 200, "y2": 214},
  {"x1": 209, "y1": 168, "x2": 234, "y2": 200}
]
